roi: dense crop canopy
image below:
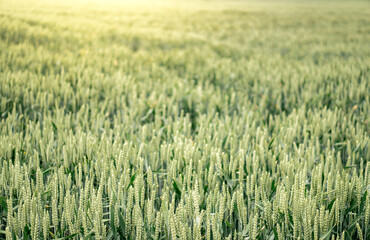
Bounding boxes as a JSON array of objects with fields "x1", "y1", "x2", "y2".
[{"x1": 0, "y1": 0, "x2": 369, "y2": 239}]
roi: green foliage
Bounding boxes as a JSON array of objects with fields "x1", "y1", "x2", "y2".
[{"x1": 0, "y1": 0, "x2": 369, "y2": 239}]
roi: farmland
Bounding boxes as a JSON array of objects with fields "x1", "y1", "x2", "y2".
[{"x1": 0, "y1": 0, "x2": 369, "y2": 239}]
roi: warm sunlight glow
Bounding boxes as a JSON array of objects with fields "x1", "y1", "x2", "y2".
[{"x1": 1, "y1": 0, "x2": 369, "y2": 239}]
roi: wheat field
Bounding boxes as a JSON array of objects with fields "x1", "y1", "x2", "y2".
[{"x1": 0, "y1": 0, "x2": 369, "y2": 239}]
